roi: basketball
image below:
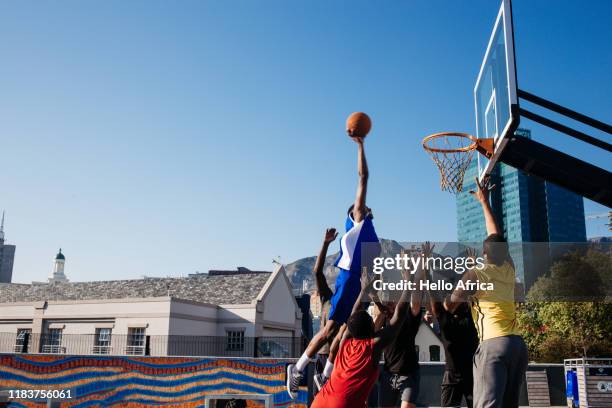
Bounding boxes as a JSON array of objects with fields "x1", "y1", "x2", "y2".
[{"x1": 346, "y1": 112, "x2": 372, "y2": 138}]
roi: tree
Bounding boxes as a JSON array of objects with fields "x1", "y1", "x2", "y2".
[
  {"x1": 528, "y1": 250, "x2": 605, "y2": 302},
  {"x1": 517, "y1": 248, "x2": 612, "y2": 362}
]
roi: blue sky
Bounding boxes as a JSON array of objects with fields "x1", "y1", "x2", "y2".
[{"x1": 1, "y1": 0, "x2": 610, "y2": 283}]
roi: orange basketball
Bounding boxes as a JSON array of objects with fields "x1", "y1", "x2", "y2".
[{"x1": 346, "y1": 112, "x2": 372, "y2": 138}]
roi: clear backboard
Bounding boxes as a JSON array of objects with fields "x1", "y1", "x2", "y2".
[{"x1": 474, "y1": 0, "x2": 519, "y2": 179}]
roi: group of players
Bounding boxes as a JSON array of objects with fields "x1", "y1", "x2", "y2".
[{"x1": 286, "y1": 135, "x2": 528, "y2": 408}]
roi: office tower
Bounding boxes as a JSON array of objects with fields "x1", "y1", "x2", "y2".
[{"x1": 457, "y1": 129, "x2": 586, "y2": 289}]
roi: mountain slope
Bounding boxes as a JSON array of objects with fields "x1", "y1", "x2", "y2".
[{"x1": 284, "y1": 238, "x2": 406, "y2": 290}]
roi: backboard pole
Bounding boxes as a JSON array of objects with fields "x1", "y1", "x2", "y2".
[
  {"x1": 500, "y1": 135, "x2": 612, "y2": 208},
  {"x1": 519, "y1": 108, "x2": 612, "y2": 153},
  {"x1": 518, "y1": 89, "x2": 612, "y2": 134}
]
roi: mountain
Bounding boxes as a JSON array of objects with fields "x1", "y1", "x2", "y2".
[
  {"x1": 284, "y1": 238, "x2": 406, "y2": 290},
  {"x1": 589, "y1": 236, "x2": 612, "y2": 243}
]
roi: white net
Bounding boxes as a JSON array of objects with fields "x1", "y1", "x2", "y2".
[{"x1": 423, "y1": 133, "x2": 477, "y2": 194}]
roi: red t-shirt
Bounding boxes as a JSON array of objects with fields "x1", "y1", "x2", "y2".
[{"x1": 311, "y1": 337, "x2": 379, "y2": 408}]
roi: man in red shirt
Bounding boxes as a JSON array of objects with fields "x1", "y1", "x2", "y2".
[{"x1": 311, "y1": 245, "x2": 428, "y2": 408}]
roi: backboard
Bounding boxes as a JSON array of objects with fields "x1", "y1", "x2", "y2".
[{"x1": 474, "y1": 0, "x2": 519, "y2": 180}]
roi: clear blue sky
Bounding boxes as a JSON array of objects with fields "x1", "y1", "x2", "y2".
[{"x1": 1, "y1": 0, "x2": 610, "y2": 283}]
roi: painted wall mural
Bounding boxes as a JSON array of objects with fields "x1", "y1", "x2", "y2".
[{"x1": 0, "y1": 354, "x2": 308, "y2": 407}]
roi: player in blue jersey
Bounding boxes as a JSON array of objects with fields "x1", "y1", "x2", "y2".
[{"x1": 287, "y1": 134, "x2": 381, "y2": 399}]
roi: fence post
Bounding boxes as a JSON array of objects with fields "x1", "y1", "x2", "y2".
[
  {"x1": 253, "y1": 337, "x2": 259, "y2": 358},
  {"x1": 38, "y1": 333, "x2": 44, "y2": 353},
  {"x1": 291, "y1": 336, "x2": 295, "y2": 358},
  {"x1": 22, "y1": 332, "x2": 30, "y2": 353}
]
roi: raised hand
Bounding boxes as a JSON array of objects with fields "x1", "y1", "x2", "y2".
[
  {"x1": 360, "y1": 267, "x2": 376, "y2": 293},
  {"x1": 401, "y1": 258, "x2": 412, "y2": 282},
  {"x1": 421, "y1": 241, "x2": 435, "y2": 258},
  {"x1": 465, "y1": 246, "x2": 478, "y2": 260},
  {"x1": 469, "y1": 176, "x2": 496, "y2": 203},
  {"x1": 323, "y1": 228, "x2": 338, "y2": 245},
  {"x1": 350, "y1": 135, "x2": 365, "y2": 145},
  {"x1": 377, "y1": 302, "x2": 394, "y2": 318}
]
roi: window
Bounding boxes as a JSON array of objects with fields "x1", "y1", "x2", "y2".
[
  {"x1": 42, "y1": 329, "x2": 64, "y2": 353},
  {"x1": 126, "y1": 327, "x2": 146, "y2": 355},
  {"x1": 429, "y1": 345, "x2": 441, "y2": 362},
  {"x1": 93, "y1": 328, "x2": 112, "y2": 355},
  {"x1": 226, "y1": 330, "x2": 245, "y2": 351},
  {"x1": 14, "y1": 329, "x2": 31, "y2": 353}
]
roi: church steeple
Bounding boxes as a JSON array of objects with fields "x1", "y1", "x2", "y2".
[
  {"x1": 55, "y1": 248, "x2": 65, "y2": 260},
  {"x1": 49, "y1": 248, "x2": 69, "y2": 283}
]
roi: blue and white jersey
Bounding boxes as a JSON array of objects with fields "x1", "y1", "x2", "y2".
[{"x1": 334, "y1": 213, "x2": 380, "y2": 275}]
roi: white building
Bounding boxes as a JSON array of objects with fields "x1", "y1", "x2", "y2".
[
  {"x1": 0, "y1": 265, "x2": 302, "y2": 357},
  {"x1": 415, "y1": 321, "x2": 445, "y2": 362}
]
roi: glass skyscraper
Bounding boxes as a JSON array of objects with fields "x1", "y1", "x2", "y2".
[{"x1": 456, "y1": 129, "x2": 587, "y2": 289}]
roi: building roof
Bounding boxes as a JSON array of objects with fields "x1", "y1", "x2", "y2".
[
  {"x1": 208, "y1": 267, "x2": 271, "y2": 276},
  {"x1": 0, "y1": 272, "x2": 272, "y2": 305}
]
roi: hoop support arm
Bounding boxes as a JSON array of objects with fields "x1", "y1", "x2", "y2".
[{"x1": 475, "y1": 138, "x2": 495, "y2": 158}]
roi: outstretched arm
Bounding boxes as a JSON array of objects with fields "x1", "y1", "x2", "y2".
[
  {"x1": 373, "y1": 268, "x2": 412, "y2": 352},
  {"x1": 444, "y1": 247, "x2": 478, "y2": 312},
  {"x1": 444, "y1": 269, "x2": 477, "y2": 313},
  {"x1": 313, "y1": 228, "x2": 338, "y2": 300},
  {"x1": 470, "y1": 177, "x2": 500, "y2": 236},
  {"x1": 351, "y1": 137, "x2": 369, "y2": 223},
  {"x1": 418, "y1": 243, "x2": 443, "y2": 317},
  {"x1": 410, "y1": 242, "x2": 434, "y2": 316},
  {"x1": 350, "y1": 268, "x2": 377, "y2": 316},
  {"x1": 373, "y1": 303, "x2": 391, "y2": 331},
  {"x1": 428, "y1": 289, "x2": 443, "y2": 318}
]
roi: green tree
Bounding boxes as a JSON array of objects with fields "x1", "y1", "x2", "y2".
[
  {"x1": 528, "y1": 250, "x2": 605, "y2": 302},
  {"x1": 517, "y1": 248, "x2": 612, "y2": 362}
]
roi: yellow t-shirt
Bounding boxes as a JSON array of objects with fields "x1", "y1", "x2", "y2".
[{"x1": 471, "y1": 261, "x2": 519, "y2": 341}]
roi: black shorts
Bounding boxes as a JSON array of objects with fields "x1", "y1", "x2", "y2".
[
  {"x1": 441, "y1": 369, "x2": 473, "y2": 408},
  {"x1": 379, "y1": 370, "x2": 420, "y2": 406}
]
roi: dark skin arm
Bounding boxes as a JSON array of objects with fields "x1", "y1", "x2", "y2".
[
  {"x1": 445, "y1": 178, "x2": 504, "y2": 313},
  {"x1": 336, "y1": 271, "x2": 380, "y2": 351},
  {"x1": 444, "y1": 247, "x2": 478, "y2": 313},
  {"x1": 470, "y1": 177, "x2": 500, "y2": 236},
  {"x1": 428, "y1": 290, "x2": 443, "y2": 318},
  {"x1": 350, "y1": 136, "x2": 369, "y2": 223},
  {"x1": 420, "y1": 243, "x2": 444, "y2": 318},
  {"x1": 372, "y1": 266, "x2": 416, "y2": 355},
  {"x1": 444, "y1": 268, "x2": 478, "y2": 313},
  {"x1": 350, "y1": 268, "x2": 378, "y2": 317},
  {"x1": 313, "y1": 228, "x2": 338, "y2": 300},
  {"x1": 371, "y1": 241, "x2": 432, "y2": 355},
  {"x1": 373, "y1": 303, "x2": 391, "y2": 331},
  {"x1": 410, "y1": 242, "x2": 433, "y2": 316},
  {"x1": 445, "y1": 178, "x2": 500, "y2": 313}
]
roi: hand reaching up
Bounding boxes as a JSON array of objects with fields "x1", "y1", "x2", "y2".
[
  {"x1": 323, "y1": 228, "x2": 338, "y2": 245},
  {"x1": 421, "y1": 241, "x2": 435, "y2": 258},
  {"x1": 469, "y1": 176, "x2": 496, "y2": 203}
]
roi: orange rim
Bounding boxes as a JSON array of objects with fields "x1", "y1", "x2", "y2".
[{"x1": 422, "y1": 132, "x2": 478, "y2": 153}]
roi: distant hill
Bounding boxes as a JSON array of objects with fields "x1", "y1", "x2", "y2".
[
  {"x1": 284, "y1": 238, "x2": 406, "y2": 290},
  {"x1": 589, "y1": 236, "x2": 612, "y2": 243}
]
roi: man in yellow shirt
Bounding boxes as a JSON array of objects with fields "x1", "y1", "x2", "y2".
[{"x1": 444, "y1": 177, "x2": 528, "y2": 408}]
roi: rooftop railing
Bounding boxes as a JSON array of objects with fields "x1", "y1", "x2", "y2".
[{"x1": 0, "y1": 332, "x2": 305, "y2": 358}]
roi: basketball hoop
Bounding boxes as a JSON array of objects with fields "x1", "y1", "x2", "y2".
[{"x1": 422, "y1": 132, "x2": 480, "y2": 193}]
